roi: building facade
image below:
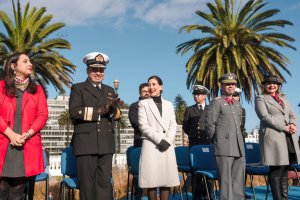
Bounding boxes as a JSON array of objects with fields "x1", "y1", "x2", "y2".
[{"x1": 41, "y1": 95, "x2": 73, "y2": 156}]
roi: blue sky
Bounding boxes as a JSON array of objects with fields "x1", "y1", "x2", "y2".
[{"x1": 1, "y1": 0, "x2": 300, "y2": 133}]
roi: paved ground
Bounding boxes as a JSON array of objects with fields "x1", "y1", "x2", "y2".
[{"x1": 124, "y1": 186, "x2": 300, "y2": 199}]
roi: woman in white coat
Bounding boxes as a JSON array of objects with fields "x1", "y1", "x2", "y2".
[
  {"x1": 255, "y1": 75, "x2": 300, "y2": 200},
  {"x1": 138, "y1": 75, "x2": 179, "y2": 200}
]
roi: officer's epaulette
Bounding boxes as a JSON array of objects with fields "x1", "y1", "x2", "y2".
[{"x1": 214, "y1": 97, "x2": 221, "y2": 100}]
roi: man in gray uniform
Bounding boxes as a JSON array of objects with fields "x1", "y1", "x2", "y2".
[{"x1": 206, "y1": 73, "x2": 245, "y2": 200}]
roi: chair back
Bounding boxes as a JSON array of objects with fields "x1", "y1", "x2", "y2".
[
  {"x1": 61, "y1": 146, "x2": 77, "y2": 177},
  {"x1": 43, "y1": 150, "x2": 49, "y2": 169},
  {"x1": 129, "y1": 147, "x2": 141, "y2": 176},
  {"x1": 175, "y1": 146, "x2": 190, "y2": 167},
  {"x1": 126, "y1": 146, "x2": 134, "y2": 168},
  {"x1": 244, "y1": 143, "x2": 261, "y2": 164},
  {"x1": 190, "y1": 144, "x2": 216, "y2": 171}
]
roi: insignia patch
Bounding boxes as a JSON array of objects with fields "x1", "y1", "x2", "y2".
[{"x1": 95, "y1": 54, "x2": 104, "y2": 62}]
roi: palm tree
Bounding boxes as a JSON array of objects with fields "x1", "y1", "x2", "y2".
[
  {"x1": 174, "y1": 94, "x2": 187, "y2": 145},
  {"x1": 176, "y1": 0, "x2": 296, "y2": 101},
  {"x1": 0, "y1": 0, "x2": 76, "y2": 93},
  {"x1": 58, "y1": 109, "x2": 72, "y2": 147},
  {"x1": 174, "y1": 94, "x2": 187, "y2": 125}
]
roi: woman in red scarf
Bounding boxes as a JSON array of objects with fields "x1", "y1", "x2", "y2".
[
  {"x1": 0, "y1": 53, "x2": 48, "y2": 199},
  {"x1": 255, "y1": 75, "x2": 300, "y2": 200}
]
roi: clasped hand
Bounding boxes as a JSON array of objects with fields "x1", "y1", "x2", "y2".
[
  {"x1": 157, "y1": 139, "x2": 170, "y2": 152},
  {"x1": 9, "y1": 132, "x2": 28, "y2": 147},
  {"x1": 98, "y1": 94, "x2": 122, "y2": 115},
  {"x1": 284, "y1": 124, "x2": 297, "y2": 134}
]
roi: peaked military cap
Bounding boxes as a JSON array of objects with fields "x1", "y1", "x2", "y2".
[
  {"x1": 261, "y1": 75, "x2": 282, "y2": 85},
  {"x1": 83, "y1": 52, "x2": 109, "y2": 68},
  {"x1": 192, "y1": 85, "x2": 210, "y2": 95},
  {"x1": 218, "y1": 73, "x2": 237, "y2": 84}
]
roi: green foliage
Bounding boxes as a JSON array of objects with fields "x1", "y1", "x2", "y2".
[
  {"x1": 0, "y1": 0, "x2": 76, "y2": 93},
  {"x1": 174, "y1": 94, "x2": 187, "y2": 125},
  {"x1": 58, "y1": 109, "x2": 71, "y2": 146},
  {"x1": 177, "y1": 0, "x2": 295, "y2": 102}
]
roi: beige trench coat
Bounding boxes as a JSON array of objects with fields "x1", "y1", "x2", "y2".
[
  {"x1": 255, "y1": 94, "x2": 300, "y2": 165},
  {"x1": 138, "y1": 98, "x2": 180, "y2": 188}
]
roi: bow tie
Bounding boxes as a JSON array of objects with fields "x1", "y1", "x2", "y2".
[{"x1": 225, "y1": 97, "x2": 234, "y2": 105}]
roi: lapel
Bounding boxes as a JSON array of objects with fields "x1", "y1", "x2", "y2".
[
  {"x1": 264, "y1": 94, "x2": 284, "y2": 113},
  {"x1": 84, "y1": 79, "x2": 101, "y2": 98},
  {"x1": 83, "y1": 79, "x2": 106, "y2": 106},
  {"x1": 148, "y1": 98, "x2": 168, "y2": 132}
]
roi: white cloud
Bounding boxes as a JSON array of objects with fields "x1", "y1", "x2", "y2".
[
  {"x1": 133, "y1": 0, "x2": 208, "y2": 29},
  {"x1": 0, "y1": 0, "x2": 211, "y2": 29}
]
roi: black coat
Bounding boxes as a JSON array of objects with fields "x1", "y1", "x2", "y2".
[
  {"x1": 69, "y1": 79, "x2": 116, "y2": 156},
  {"x1": 128, "y1": 101, "x2": 143, "y2": 147},
  {"x1": 182, "y1": 104, "x2": 210, "y2": 146}
]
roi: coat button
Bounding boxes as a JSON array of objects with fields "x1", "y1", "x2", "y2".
[{"x1": 98, "y1": 129, "x2": 100, "y2": 132}]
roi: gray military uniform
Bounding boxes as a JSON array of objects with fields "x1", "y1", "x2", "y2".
[{"x1": 206, "y1": 96, "x2": 245, "y2": 200}]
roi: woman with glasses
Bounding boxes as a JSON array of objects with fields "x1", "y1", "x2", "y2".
[{"x1": 255, "y1": 74, "x2": 300, "y2": 200}]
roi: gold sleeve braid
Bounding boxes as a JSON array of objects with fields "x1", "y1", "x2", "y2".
[{"x1": 84, "y1": 107, "x2": 93, "y2": 121}]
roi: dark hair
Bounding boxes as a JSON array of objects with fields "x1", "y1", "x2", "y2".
[
  {"x1": 139, "y1": 83, "x2": 148, "y2": 93},
  {"x1": 148, "y1": 75, "x2": 163, "y2": 85},
  {"x1": 3, "y1": 52, "x2": 37, "y2": 97}
]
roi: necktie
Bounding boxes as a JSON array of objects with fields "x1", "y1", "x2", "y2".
[
  {"x1": 225, "y1": 97, "x2": 234, "y2": 105},
  {"x1": 272, "y1": 94, "x2": 284, "y2": 108},
  {"x1": 199, "y1": 105, "x2": 203, "y2": 111},
  {"x1": 96, "y1": 85, "x2": 101, "y2": 91}
]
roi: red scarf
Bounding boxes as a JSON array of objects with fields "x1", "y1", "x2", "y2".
[
  {"x1": 272, "y1": 93, "x2": 284, "y2": 108},
  {"x1": 225, "y1": 97, "x2": 234, "y2": 105}
]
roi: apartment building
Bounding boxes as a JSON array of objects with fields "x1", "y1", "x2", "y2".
[{"x1": 41, "y1": 95, "x2": 73, "y2": 156}]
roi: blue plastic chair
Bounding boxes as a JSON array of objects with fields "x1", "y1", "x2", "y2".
[
  {"x1": 24, "y1": 149, "x2": 49, "y2": 200},
  {"x1": 59, "y1": 146, "x2": 79, "y2": 200},
  {"x1": 244, "y1": 143, "x2": 270, "y2": 200},
  {"x1": 175, "y1": 146, "x2": 191, "y2": 200},
  {"x1": 126, "y1": 146, "x2": 135, "y2": 200},
  {"x1": 129, "y1": 147, "x2": 141, "y2": 200},
  {"x1": 34, "y1": 149, "x2": 49, "y2": 200},
  {"x1": 190, "y1": 144, "x2": 218, "y2": 200}
]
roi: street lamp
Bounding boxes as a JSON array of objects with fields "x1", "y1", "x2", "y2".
[
  {"x1": 113, "y1": 80, "x2": 119, "y2": 94},
  {"x1": 113, "y1": 79, "x2": 120, "y2": 165}
]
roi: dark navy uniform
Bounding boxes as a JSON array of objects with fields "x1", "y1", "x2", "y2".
[
  {"x1": 183, "y1": 104, "x2": 210, "y2": 146},
  {"x1": 69, "y1": 52, "x2": 121, "y2": 200},
  {"x1": 183, "y1": 85, "x2": 213, "y2": 200}
]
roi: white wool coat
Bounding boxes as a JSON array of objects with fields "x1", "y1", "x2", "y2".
[{"x1": 138, "y1": 98, "x2": 180, "y2": 188}]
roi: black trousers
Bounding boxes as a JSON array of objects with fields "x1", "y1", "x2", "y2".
[
  {"x1": 77, "y1": 153, "x2": 114, "y2": 200},
  {"x1": 0, "y1": 177, "x2": 26, "y2": 200}
]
